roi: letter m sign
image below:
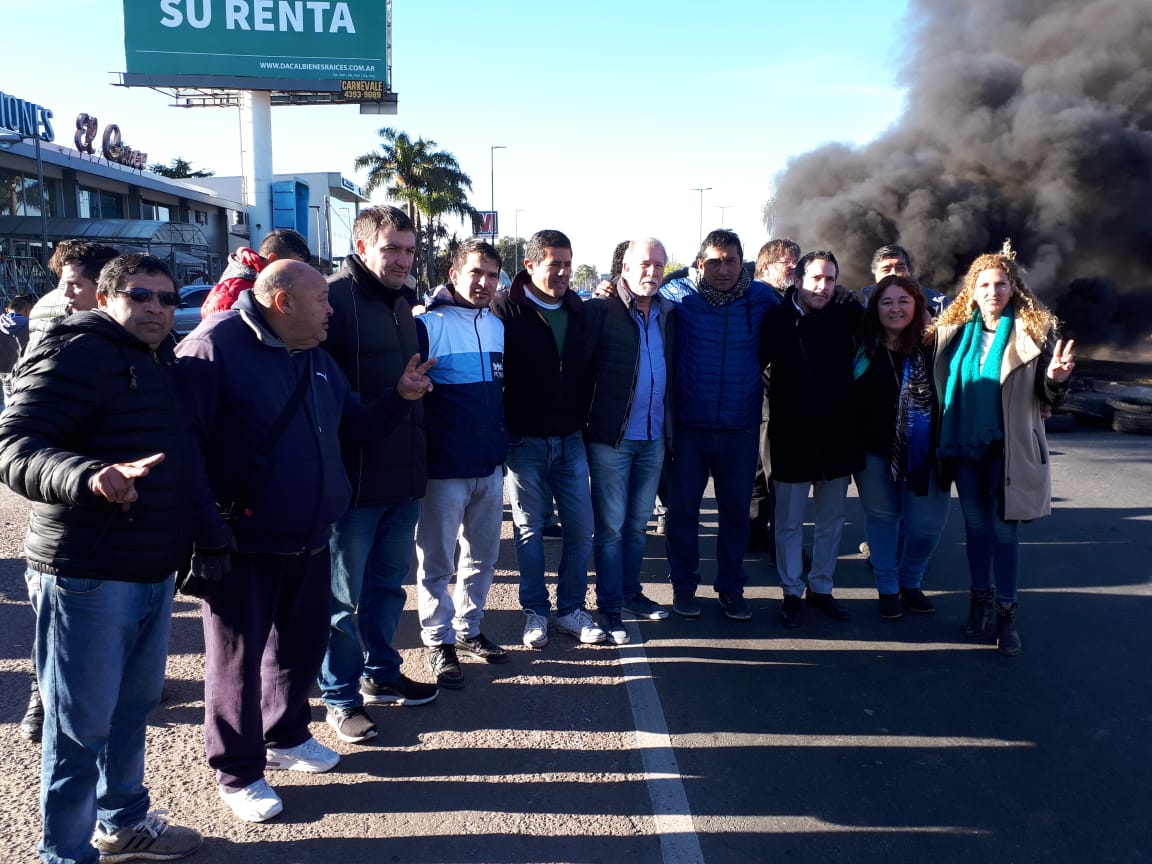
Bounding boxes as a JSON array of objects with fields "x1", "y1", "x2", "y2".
[{"x1": 474, "y1": 211, "x2": 499, "y2": 236}]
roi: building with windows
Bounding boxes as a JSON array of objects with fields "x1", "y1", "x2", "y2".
[
  {"x1": 0, "y1": 85, "x2": 370, "y2": 301},
  {"x1": 1, "y1": 86, "x2": 243, "y2": 298}
]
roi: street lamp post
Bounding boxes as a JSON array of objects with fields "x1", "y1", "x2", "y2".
[
  {"x1": 716, "y1": 204, "x2": 731, "y2": 228},
  {"x1": 514, "y1": 209, "x2": 525, "y2": 270},
  {"x1": 490, "y1": 145, "x2": 506, "y2": 241},
  {"x1": 0, "y1": 129, "x2": 50, "y2": 266},
  {"x1": 691, "y1": 186, "x2": 712, "y2": 244}
]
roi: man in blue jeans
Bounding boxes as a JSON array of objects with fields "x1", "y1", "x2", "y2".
[
  {"x1": 320, "y1": 205, "x2": 437, "y2": 746},
  {"x1": 0, "y1": 254, "x2": 229, "y2": 862},
  {"x1": 17, "y1": 240, "x2": 120, "y2": 746},
  {"x1": 495, "y1": 229, "x2": 602, "y2": 648},
  {"x1": 661, "y1": 230, "x2": 780, "y2": 621},
  {"x1": 583, "y1": 237, "x2": 676, "y2": 642}
]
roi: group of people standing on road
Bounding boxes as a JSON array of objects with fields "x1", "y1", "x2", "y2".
[{"x1": 0, "y1": 208, "x2": 1073, "y2": 864}]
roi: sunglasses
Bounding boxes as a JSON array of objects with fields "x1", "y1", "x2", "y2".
[{"x1": 115, "y1": 287, "x2": 181, "y2": 307}]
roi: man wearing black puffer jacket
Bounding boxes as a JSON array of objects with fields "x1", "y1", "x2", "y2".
[
  {"x1": 318, "y1": 205, "x2": 436, "y2": 747},
  {"x1": 0, "y1": 253, "x2": 229, "y2": 864}
]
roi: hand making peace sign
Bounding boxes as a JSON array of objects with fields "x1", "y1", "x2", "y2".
[{"x1": 1047, "y1": 339, "x2": 1076, "y2": 383}]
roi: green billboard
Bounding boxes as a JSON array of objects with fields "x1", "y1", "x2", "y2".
[{"x1": 123, "y1": 0, "x2": 389, "y2": 90}]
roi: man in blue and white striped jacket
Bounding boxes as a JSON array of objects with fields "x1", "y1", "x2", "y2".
[{"x1": 414, "y1": 239, "x2": 510, "y2": 688}]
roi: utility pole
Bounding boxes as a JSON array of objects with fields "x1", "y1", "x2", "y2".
[
  {"x1": 691, "y1": 187, "x2": 712, "y2": 243},
  {"x1": 490, "y1": 145, "x2": 506, "y2": 240}
]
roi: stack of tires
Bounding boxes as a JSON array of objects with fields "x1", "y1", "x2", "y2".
[{"x1": 1107, "y1": 398, "x2": 1152, "y2": 435}]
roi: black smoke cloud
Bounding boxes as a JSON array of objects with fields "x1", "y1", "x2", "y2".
[{"x1": 769, "y1": 0, "x2": 1152, "y2": 313}]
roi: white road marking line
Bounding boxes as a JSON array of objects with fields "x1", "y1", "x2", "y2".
[{"x1": 617, "y1": 621, "x2": 705, "y2": 864}]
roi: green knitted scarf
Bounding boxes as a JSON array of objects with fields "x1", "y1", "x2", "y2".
[{"x1": 938, "y1": 306, "x2": 1013, "y2": 459}]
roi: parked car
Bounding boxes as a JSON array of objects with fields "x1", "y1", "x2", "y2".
[{"x1": 173, "y1": 285, "x2": 211, "y2": 339}]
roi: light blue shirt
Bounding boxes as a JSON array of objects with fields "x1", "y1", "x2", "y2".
[{"x1": 623, "y1": 301, "x2": 666, "y2": 441}]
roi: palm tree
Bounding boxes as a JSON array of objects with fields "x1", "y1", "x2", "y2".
[
  {"x1": 418, "y1": 165, "x2": 479, "y2": 286},
  {"x1": 355, "y1": 128, "x2": 477, "y2": 287}
]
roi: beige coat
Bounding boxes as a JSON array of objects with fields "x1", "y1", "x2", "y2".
[{"x1": 934, "y1": 320, "x2": 1062, "y2": 521}]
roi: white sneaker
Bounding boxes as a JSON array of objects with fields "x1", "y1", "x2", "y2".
[
  {"x1": 265, "y1": 737, "x2": 340, "y2": 773},
  {"x1": 219, "y1": 778, "x2": 283, "y2": 822},
  {"x1": 556, "y1": 608, "x2": 607, "y2": 644},
  {"x1": 522, "y1": 610, "x2": 549, "y2": 649}
]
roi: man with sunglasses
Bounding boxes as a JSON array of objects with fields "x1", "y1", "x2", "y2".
[
  {"x1": 0, "y1": 254, "x2": 229, "y2": 863},
  {"x1": 13, "y1": 241, "x2": 122, "y2": 757}
]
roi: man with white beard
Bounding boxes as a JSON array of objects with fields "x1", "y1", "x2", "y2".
[{"x1": 582, "y1": 238, "x2": 676, "y2": 639}]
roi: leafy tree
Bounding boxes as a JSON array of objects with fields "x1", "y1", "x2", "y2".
[
  {"x1": 664, "y1": 257, "x2": 685, "y2": 277},
  {"x1": 148, "y1": 157, "x2": 214, "y2": 178},
  {"x1": 495, "y1": 237, "x2": 527, "y2": 275},
  {"x1": 355, "y1": 127, "x2": 477, "y2": 288},
  {"x1": 573, "y1": 264, "x2": 599, "y2": 293}
]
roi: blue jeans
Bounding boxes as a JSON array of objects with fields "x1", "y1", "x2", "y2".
[
  {"x1": 954, "y1": 450, "x2": 1020, "y2": 601},
  {"x1": 665, "y1": 425, "x2": 760, "y2": 596},
  {"x1": 587, "y1": 438, "x2": 665, "y2": 613},
  {"x1": 32, "y1": 570, "x2": 174, "y2": 864},
  {"x1": 505, "y1": 432, "x2": 594, "y2": 617},
  {"x1": 319, "y1": 500, "x2": 420, "y2": 707},
  {"x1": 855, "y1": 451, "x2": 951, "y2": 594}
]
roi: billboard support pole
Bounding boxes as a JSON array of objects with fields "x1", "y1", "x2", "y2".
[{"x1": 240, "y1": 90, "x2": 273, "y2": 248}]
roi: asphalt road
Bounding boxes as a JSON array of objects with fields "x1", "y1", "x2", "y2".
[{"x1": 0, "y1": 421, "x2": 1148, "y2": 864}]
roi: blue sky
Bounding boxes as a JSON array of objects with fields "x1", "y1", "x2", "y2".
[{"x1": 4, "y1": 0, "x2": 910, "y2": 271}]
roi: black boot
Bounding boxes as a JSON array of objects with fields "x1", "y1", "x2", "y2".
[
  {"x1": 964, "y1": 589, "x2": 995, "y2": 636},
  {"x1": 995, "y1": 601, "x2": 1022, "y2": 656},
  {"x1": 19, "y1": 678, "x2": 43, "y2": 743}
]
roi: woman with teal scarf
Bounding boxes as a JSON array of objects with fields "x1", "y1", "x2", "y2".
[
  {"x1": 931, "y1": 247, "x2": 1075, "y2": 656},
  {"x1": 853, "y1": 276, "x2": 950, "y2": 621}
]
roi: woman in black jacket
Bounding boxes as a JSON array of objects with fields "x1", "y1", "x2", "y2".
[{"x1": 852, "y1": 275, "x2": 950, "y2": 620}]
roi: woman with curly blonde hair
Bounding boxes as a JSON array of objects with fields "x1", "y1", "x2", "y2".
[{"x1": 930, "y1": 246, "x2": 1075, "y2": 655}]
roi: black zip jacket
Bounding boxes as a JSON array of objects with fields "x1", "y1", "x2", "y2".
[{"x1": 494, "y1": 271, "x2": 591, "y2": 439}]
